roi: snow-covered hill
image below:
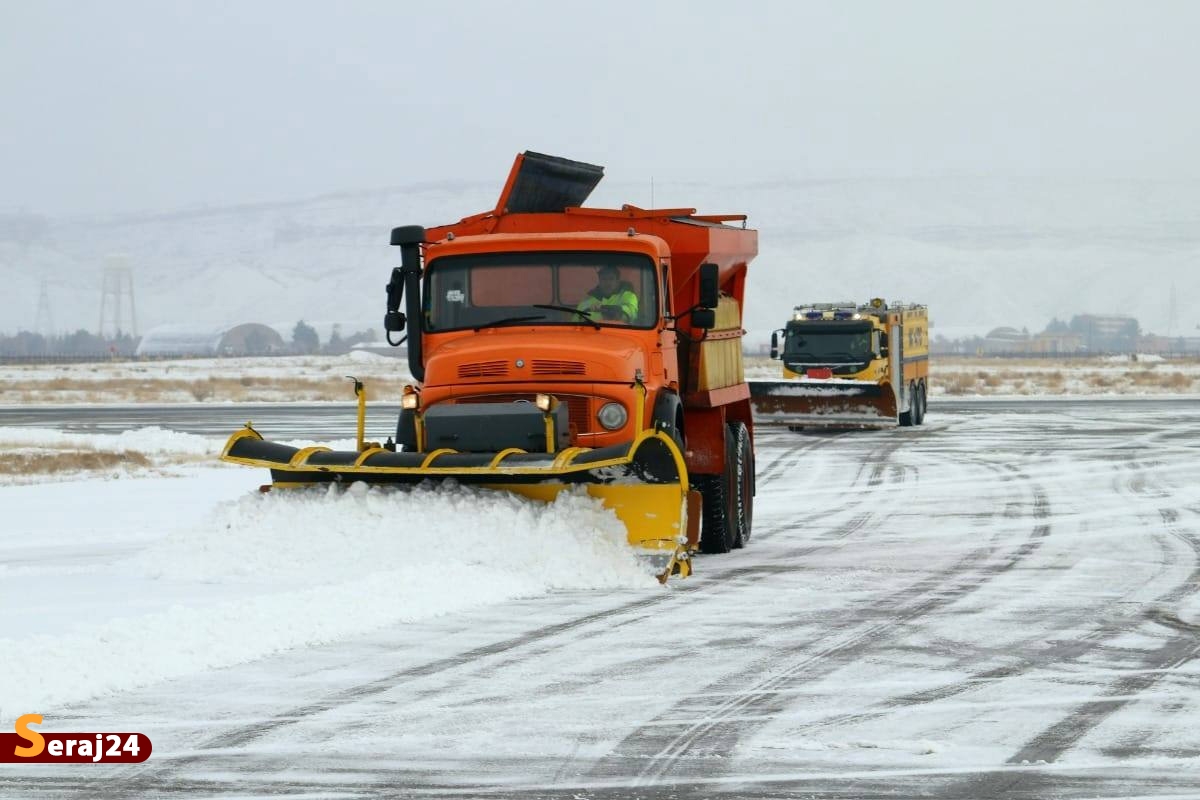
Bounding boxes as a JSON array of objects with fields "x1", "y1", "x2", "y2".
[{"x1": 4, "y1": 176, "x2": 1199, "y2": 346}]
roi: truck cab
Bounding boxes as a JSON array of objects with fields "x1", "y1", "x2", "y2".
[
  {"x1": 416, "y1": 232, "x2": 677, "y2": 451},
  {"x1": 779, "y1": 304, "x2": 889, "y2": 383}
]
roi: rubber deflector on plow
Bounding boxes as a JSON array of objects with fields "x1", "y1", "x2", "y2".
[
  {"x1": 220, "y1": 426, "x2": 700, "y2": 582},
  {"x1": 749, "y1": 379, "x2": 898, "y2": 428}
]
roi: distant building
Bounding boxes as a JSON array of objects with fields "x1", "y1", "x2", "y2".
[
  {"x1": 1138, "y1": 334, "x2": 1200, "y2": 355},
  {"x1": 981, "y1": 326, "x2": 1028, "y2": 354},
  {"x1": 1027, "y1": 331, "x2": 1084, "y2": 355},
  {"x1": 1070, "y1": 314, "x2": 1138, "y2": 353},
  {"x1": 136, "y1": 323, "x2": 285, "y2": 357}
]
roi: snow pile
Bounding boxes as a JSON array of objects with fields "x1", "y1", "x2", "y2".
[
  {"x1": 345, "y1": 349, "x2": 395, "y2": 363},
  {"x1": 0, "y1": 425, "x2": 214, "y2": 456},
  {"x1": 0, "y1": 476, "x2": 657, "y2": 715}
]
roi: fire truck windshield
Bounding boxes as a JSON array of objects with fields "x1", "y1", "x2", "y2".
[{"x1": 783, "y1": 322, "x2": 874, "y2": 364}]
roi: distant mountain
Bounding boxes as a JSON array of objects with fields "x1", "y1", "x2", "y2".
[{"x1": 3, "y1": 176, "x2": 1198, "y2": 344}]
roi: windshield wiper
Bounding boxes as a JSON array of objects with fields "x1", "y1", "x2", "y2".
[
  {"x1": 532, "y1": 304, "x2": 601, "y2": 329},
  {"x1": 472, "y1": 315, "x2": 546, "y2": 332}
]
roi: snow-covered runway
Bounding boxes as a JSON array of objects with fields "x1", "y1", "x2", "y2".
[{"x1": 3, "y1": 399, "x2": 1199, "y2": 798}]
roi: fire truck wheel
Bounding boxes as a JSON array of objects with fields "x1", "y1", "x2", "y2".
[
  {"x1": 899, "y1": 384, "x2": 915, "y2": 427},
  {"x1": 730, "y1": 421, "x2": 753, "y2": 548}
]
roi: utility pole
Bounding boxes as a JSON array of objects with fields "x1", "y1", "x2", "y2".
[{"x1": 99, "y1": 256, "x2": 137, "y2": 338}]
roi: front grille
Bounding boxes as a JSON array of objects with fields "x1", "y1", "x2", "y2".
[
  {"x1": 456, "y1": 393, "x2": 593, "y2": 435},
  {"x1": 458, "y1": 360, "x2": 509, "y2": 379},
  {"x1": 562, "y1": 397, "x2": 591, "y2": 433},
  {"x1": 532, "y1": 359, "x2": 586, "y2": 376},
  {"x1": 784, "y1": 361, "x2": 866, "y2": 377}
]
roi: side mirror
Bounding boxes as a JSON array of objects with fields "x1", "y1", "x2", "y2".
[
  {"x1": 691, "y1": 308, "x2": 716, "y2": 329},
  {"x1": 698, "y1": 262, "x2": 719, "y2": 309},
  {"x1": 770, "y1": 331, "x2": 779, "y2": 359},
  {"x1": 384, "y1": 311, "x2": 407, "y2": 332},
  {"x1": 385, "y1": 266, "x2": 407, "y2": 332}
]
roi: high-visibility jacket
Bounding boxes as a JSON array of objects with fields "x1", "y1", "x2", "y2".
[{"x1": 577, "y1": 281, "x2": 638, "y2": 323}]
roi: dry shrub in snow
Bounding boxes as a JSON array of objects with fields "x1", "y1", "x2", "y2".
[
  {"x1": 3, "y1": 451, "x2": 152, "y2": 475},
  {"x1": 0, "y1": 374, "x2": 411, "y2": 404},
  {"x1": 1166, "y1": 372, "x2": 1192, "y2": 390}
]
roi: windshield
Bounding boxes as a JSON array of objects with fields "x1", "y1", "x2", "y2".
[
  {"x1": 783, "y1": 322, "x2": 874, "y2": 364},
  {"x1": 424, "y1": 251, "x2": 658, "y2": 331}
]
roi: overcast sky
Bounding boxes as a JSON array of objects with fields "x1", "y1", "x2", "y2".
[{"x1": 3, "y1": 0, "x2": 1198, "y2": 215}]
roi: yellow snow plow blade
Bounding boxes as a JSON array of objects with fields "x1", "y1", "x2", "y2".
[
  {"x1": 749, "y1": 379, "x2": 898, "y2": 428},
  {"x1": 220, "y1": 426, "x2": 698, "y2": 581}
]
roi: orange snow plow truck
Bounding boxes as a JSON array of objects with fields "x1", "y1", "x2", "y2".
[{"x1": 220, "y1": 152, "x2": 758, "y2": 580}]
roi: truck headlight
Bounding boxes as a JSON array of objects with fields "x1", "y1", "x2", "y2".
[{"x1": 597, "y1": 402, "x2": 627, "y2": 431}]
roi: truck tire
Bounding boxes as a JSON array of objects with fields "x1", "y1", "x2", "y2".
[
  {"x1": 899, "y1": 383, "x2": 915, "y2": 427},
  {"x1": 697, "y1": 426, "x2": 737, "y2": 554},
  {"x1": 914, "y1": 382, "x2": 926, "y2": 425},
  {"x1": 729, "y1": 421, "x2": 753, "y2": 549}
]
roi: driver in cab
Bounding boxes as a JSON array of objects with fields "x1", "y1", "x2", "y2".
[{"x1": 577, "y1": 265, "x2": 638, "y2": 323}]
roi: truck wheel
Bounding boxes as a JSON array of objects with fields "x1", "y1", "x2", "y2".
[
  {"x1": 729, "y1": 421, "x2": 753, "y2": 549},
  {"x1": 899, "y1": 383, "x2": 915, "y2": 427},
  {"x1": 697, "y1": 426, "x2": 737, "y2": 554},
  {"x1": 914, "y1": 382, "x2": 926, "y2": 425}
]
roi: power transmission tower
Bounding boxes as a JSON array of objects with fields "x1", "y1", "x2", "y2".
[
  {"x1": 99, "y1": 257, "x2": 137, "y2": 338},
  {"x1": 34, "y1": 278, "x2": 55, "y2": 336}
]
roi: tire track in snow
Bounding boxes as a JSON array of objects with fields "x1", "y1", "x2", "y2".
[
  {"x1": 750, "y1": 429, "x2": 853, "y2": 498},
  {"x1": 780, "y1": 525, "x2": 1183, "y2": 744},
  {"x1": 590, "y1": 432, "x2": 1048, "y2": 786},
  {"x1": 933, "y1": 463, "x2": 1200, "y2": 799},
  {"x1": 749, "y1": 433, "x2": 906, "y2": 544},
  {"x1": 1000, "y1": 517, "x2": 1200, "y2": 763}
]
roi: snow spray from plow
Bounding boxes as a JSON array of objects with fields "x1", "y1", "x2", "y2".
[{"x1": 221, "y1": 422, "x2": 697, "y2": 580}]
